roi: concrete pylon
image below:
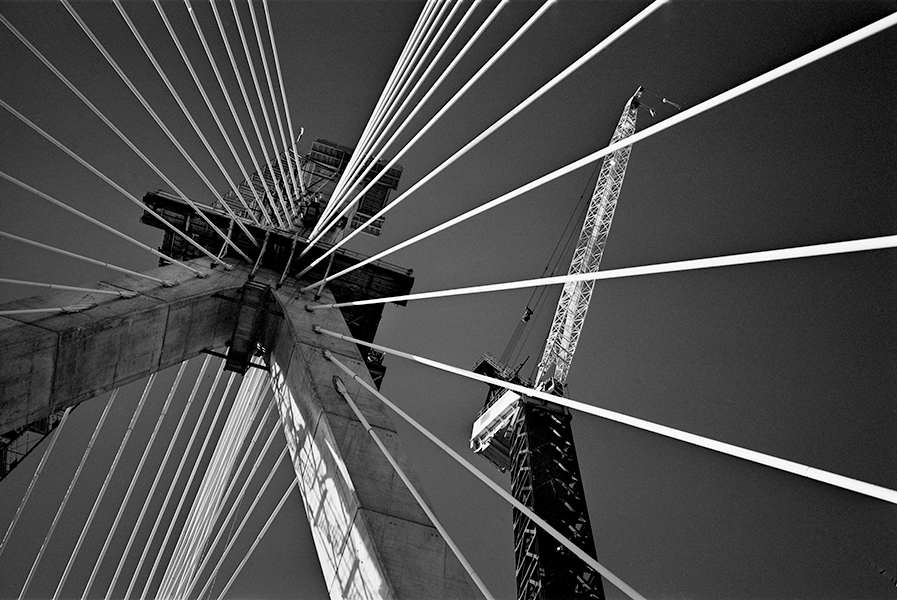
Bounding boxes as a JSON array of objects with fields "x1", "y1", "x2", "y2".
[{"x1": 0, "y1": 257, "x2": 474, "y2": 599}]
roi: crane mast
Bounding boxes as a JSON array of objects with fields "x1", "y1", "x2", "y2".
[
  {"x1": 469, "y1": 87, "x2": 643, "y2": 600},
  {"x1": 536, "y1": 87, "x2": 642, "y2": 391}
]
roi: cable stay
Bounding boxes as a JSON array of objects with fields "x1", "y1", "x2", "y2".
[
  {"x1": 299, "y1": 7, "x2": 895, "y2": 290},
  {"x1": 152, "y1": 0, "x2": 274, "y2": 228},
  {"x1": 321, "y1": 0, "x2": 454, "y2": 228},
  {"x1": 227, "y1": 0, "x2": 297, "y2": 219},
  {"x1": 110, "y1": 0, "x2": 263, "y2": 243},
  {"x1": 246, "y1": 0, "x2": 302, "y2": 206},
  {"x1": 0, "y1": 14, "x2": 240, "y2": 266},
  {"x1": 316, "y1": 327, "x2": 897, "y2": 506},
  {"x1": 60, "y1": 0, "x2": 261, "y2": 252},
  {"x1": 305, "y1": 235, "x2": 897, "y2": 310},
  {"x1": 322, "y1": 351, "x2": 646, "y2": 600},
  {"x1": 186, "y1": 0, "x2": 285, "y2": 229}
]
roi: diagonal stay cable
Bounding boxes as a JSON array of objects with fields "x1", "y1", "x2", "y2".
[
  {"x1": 59, "y1": 1, "x2": 258, "y2": 258},
  {"x1": 322, "y1": 0, "x2": 445, "y2": 224},
  {"x1": 246, "y1": 0, "x2": 300, "y2": 207},
  {"x1": 318, "y1": 328, "x2": 897, "y2": 506},
  {"x1": 323, "y1": 352, "x2": 645, "y2": 600},
  {"x1": 325, "y1": 0, "x2": 458, "y2": 222},
  {"x1": 317, "y1": 0, "x2": 446, "y2": 233},
  {"x1": 211, "y1": 477, "x2": 297, "y2": 600},
  {"x1": 111, "y1": 0, "x2": 262, "y2": 244},
  {"x1": 211, "y1": 0, "x2": 292, "y2": 226},
  {"x1": 185, "y1": 0, "x2": 285, "y2": 229},
  {"x1": 305, "y1": 236, "x2": 897, "y2": 309},
  {"x1": 81, "y1": 363, "x2": 188, "y2": 600},
  {"x1": 298, "y1": 0, "x2": 551, "y2": 263},
  {"x1": 332, "y1": 376, "x2": 496, "y2": 600},
  {"x1": 0, "y1": 169, "x2": 192, "y2": 279},
  {"x1": 115, "y1": 355, "x2": 213, "y2": 600},
  {"x1": 228, "y1": 0, "x2": 296, "y2": 217},
  {"x1": 0, "y1": 230, "x2": 173, "y2": 286},
  {"x1": 136, "y1": 358, "x2": 227, "y2": 600},
  {"x1": 0, "y1": 99, "x2": 223, "y2": 271},
  {"x1": 156, "y1": 372, "x2": 241, "y2": 599},
  {"x1": 161, "y1": 371, "x2": 261, "y2": 599},
  {"x1": 262, "y1": 0, "x2": 305, "y2": 197},
  {"x1": 298, "y1": 0, "x2": 543, "y2": 260},
  {"x1": 183, "y1": 397, "x2": 279, "y2": 599},
  {"x1": 300, "y1": 5, "x2": 894, "y2": 288},
  {"x1": 319, "y1": 0, "x2": 470, "y2": 234},
  {"x1": 198, "y1": 446, "x2": 289, "y2": 600},
  {"x1": 322, "y1": 0, "x2": 436, "y2": 219},
  {"x1": 0, "y1": 278, "x2": 135, "y2": 298},
  {"x1": 0, "y1": 13, "x2": 240, "y2": 267},
  {"x1": 151, "y1": 0, "x2": 273, "y2": 228},
  {"x1": 18, "y1": 390, "x2": 118, "y2": 600},
  {"x1": 0, "y1": 407, "x2": 72, "y2": 560},
  {"x1": 53, "y1": 374, "x2": 157, "y2": 600}
]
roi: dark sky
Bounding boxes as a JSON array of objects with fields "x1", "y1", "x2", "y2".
[{"x1": 1, "y1": 1, "x2": 895, "y2": 599}]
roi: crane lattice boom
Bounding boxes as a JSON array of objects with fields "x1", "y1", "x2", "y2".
[{"x1": 535, "y1": 87, "x2": 642, "y2": 390}]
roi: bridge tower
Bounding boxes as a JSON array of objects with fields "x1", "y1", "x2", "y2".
[{"x1": 0, "y1": 146, "x2": 473, "y2": 599}]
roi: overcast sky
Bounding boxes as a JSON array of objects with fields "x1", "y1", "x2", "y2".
[{"x1": 1, "y1": 1, "x2": 895, "y2": 599}]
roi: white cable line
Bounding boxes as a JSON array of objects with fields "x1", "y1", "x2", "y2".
[
  {"x1": 185, "y1": 0, "x2": 285, "y2": 230},
  {"x1": 298, "y1": 0, "x2": 551, "y2": 263},
  {"x1": 0, "y1": 15, "x2": 239, "y2": 268},
  {"x1": 0, "y1": 277, "x2": 135, "y2": 298},
  {"x1": 318, "y1": 0, "x2": 439, "y2": 229},
  {"x1": 139, "y1": 358, "x2": 228, "y2": 600},
  {"x1": 81, "y1": 363, "x2": 188, "y2": 600},
  {"x1": 18, "y1": 390, "x2": 118, "y2": 600},
  {"x1": 261, "y1": 0, "x2": 305, "y2": 196},
  {"x1": 151, "y1": 0, "x2": 273, "y2": 228},
  {"x1": 0, "y1": 407, "x2": 72, "y2": 559},
  {"x1": 332, "y1": 376, "x2": 496, "y2": 600},
  {"x1": 199, "y1": 446, "x2": 290, "y2": 600},
  {"x1": 110, "y1": 0, "x2": 263, "y2": 245},
  {"x1": 318, "y1": 0, "x2": 470, "y2": 234},
  {"x1": 157, "y1": 372, "x2": 241, "y2": 599},
  {"x1": 327, "y1": 0, "x2": 455, "y2": 214},
  {"x1": 164, "y1": 371, "x2": 264, "y2": 599},
  {"x1": 323, "y1": 353, "x2": 645, "y2": 600},
  {"x1": 302, "y1": 7, "x2": 895, "y2": 287},
  {"x1": 246, "y1": 0, "x2": 301, "y2": 207},
  {"x1": 306, "y1": 236, "x2": 897, "y2": 309},
  {"x1": 322, "y1": 0, "x2": 437, "y2": 221},
  {"x1": 312, "y1": 0, "x2": 466, "y2": 233},
  {"x1": 319, "y1": 328, "x2": 897, "y2": 506},
  {"x1": 0, "y1": 99, "x2": 225, "y2": 271},
  {"x1": 0, "y1": 169, "x2": 193, "y2": 275},
  {"x1": 211, "y1": 0, "x2": 292, "y2": 226},
  {"x1": 0, "y1": 230, "x2": 175, "y2": 285},
  {"x1": 322, "y1": 0, "x2": 446, "y2": 225},
  {"x1": 59, "y1": 2, "x2": 258, "y2": 258},
  {"x1": 212, "y1": 476, "x2": 296, "y2": 600},
  {"x1": 299, "y1": 0, "x2": 535, "y2": 258},
  {"x1": 53, "y1": 374, "x2": 157, "y2": 600},
  {"x1": 183, "y1": 398, "x2": 280, "y2": 599},
  {"x1": 160, "y1": 370, "x2": 262, "y2": 599},
  {"x1": 314, "y1": 0, "x2": 655, "y2": 253},
  {"x1": 117, "y1": 355, "x2": 213, "y2": 600},
  {"x1": 228, "y1": 0, "x2": 297, "y2": 218},
  {"x1": 0, "y1": 306, "x2": 95, "y2": 317}
]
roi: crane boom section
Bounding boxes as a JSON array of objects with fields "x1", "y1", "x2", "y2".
[{"x1": 535, "y1": 89, "x2": 642, "y2": 389}]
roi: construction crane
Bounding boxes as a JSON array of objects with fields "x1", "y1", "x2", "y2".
[{"x1": 469, "y1": 87, "x2": 646, "y2": 600}]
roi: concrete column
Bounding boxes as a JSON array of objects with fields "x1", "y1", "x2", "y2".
[{"x1": 0, "y1": 258, "x2": 474, "y2": 599}]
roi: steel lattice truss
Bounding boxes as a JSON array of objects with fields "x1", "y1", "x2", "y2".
[{"x1": 536, "y1": 89, "x2": 642, "y2": 389}]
